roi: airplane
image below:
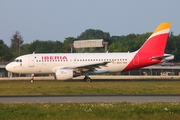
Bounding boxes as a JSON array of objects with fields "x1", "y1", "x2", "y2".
[{"x1": 6, "y1": 22, "x2": 174, "y2": 82}]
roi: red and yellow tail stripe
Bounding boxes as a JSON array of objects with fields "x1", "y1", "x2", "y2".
[{"x1": 149, "y1": 22, "x2": 171, "y2": 39}]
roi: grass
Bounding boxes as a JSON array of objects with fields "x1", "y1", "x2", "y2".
[
  {"x1": 0, "y1": 80, "x2": 180, "y2": 95},
  {"x1": 1, "y1": 80, "x2": 180, "y2": 119},
  {"x1": 0, "y1": 102, "x2": 180, "y2": 120}
]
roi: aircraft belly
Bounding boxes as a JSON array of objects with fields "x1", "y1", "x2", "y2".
[
  {"x1": 17, "y1": 66, "x2": 52, "y2": 74},
  {"x1": 12, "y1": 66, "x2": 24, "y2": 73},
  {"x1": 34, "y1": 63, "x2": 55, "y2": 73},
  {"x1": 34, "y1": 66, "x2": 52, "y2": 73}
]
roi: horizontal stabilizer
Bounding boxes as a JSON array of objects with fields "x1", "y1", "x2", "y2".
[{"x1": 151, "y1": 54, "x2": 174, "y2": 61}]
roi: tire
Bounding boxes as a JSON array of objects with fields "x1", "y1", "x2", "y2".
[{"x1": 86, "y1": 77, "x2": 91, "y2": 82}]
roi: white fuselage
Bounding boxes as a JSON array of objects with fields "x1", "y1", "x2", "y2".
[{"x1": 6, "y1": 52, "x2": 135, "y2": 74}]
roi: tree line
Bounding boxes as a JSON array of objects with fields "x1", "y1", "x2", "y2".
[{"x1": 1, "y1": 29, "x2": 180, "y2": 62}]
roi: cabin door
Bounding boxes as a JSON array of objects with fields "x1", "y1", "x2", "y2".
[{"x1": 29, "y1": 56, "x2": 35, "y2": 67}]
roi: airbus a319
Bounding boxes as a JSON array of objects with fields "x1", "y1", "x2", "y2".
[{"x1": 6, "y1": 22, "x2": 174, "y2": 82}]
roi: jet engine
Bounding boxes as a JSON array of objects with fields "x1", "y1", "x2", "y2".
[{"x1": 55, "y1": 69, "x2": 81, "y2": 80}]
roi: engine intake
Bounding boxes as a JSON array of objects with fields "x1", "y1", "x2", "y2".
[
  {"x1": 55, "y1": 69, "x2": 81, "y2": 80},
  {"x1": 55, "y1": 69, "x2": 73, "y2": 80}
]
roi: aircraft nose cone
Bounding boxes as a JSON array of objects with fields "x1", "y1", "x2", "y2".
[{"x1": 5, "y1": 63, "x2": 12, "y2": 72}]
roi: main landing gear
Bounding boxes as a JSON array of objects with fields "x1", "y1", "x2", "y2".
[{"x1": 84, "y1": 76, "x2": 92, "y2": 82}]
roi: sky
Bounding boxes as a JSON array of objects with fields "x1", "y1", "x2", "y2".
[{"x1": 1, "y1": 0, "x2": 180, "y2": 46}]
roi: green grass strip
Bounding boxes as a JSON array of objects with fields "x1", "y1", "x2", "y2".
[
  {"x1": 0, "y1": 102, "x2": 180, "y2": 120},
  {"x1": 0, "y1": 80, "x2": 180, "y2": 95}
]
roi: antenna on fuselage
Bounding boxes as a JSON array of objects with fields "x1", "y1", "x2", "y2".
[{"x1": 32, "y1": 51, "x2": 35, "y2": 54}]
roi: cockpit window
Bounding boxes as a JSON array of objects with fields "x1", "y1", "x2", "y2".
[{"x1": 13, "y1": 59, "x2": 22, "y2": 62}]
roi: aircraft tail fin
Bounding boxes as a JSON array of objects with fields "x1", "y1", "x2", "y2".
[{"x1": 137, "y1": 22, "x2": 171, "y2": 55}]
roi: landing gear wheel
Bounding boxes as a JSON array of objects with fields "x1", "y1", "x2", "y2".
[
  {"x1": 30, "y1": 79, "x2": 34, "y2": 83},
  {"x1": 84, "y1": 77, "x2": 92, "y2": 82}
]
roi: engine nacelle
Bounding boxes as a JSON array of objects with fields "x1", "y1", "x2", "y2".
[{"x1": 55, "y1": 69, "x2": 73, "y2": 80}]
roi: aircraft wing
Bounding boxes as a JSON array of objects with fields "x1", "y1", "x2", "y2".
[
  {"x1": 52, "y1": 62, "x2": 109, "y2": 73},
  {"x1": 72, "y1": 62, "x2": 109, "y2": 73}
]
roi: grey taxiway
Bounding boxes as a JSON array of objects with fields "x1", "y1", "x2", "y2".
[{"x1": 0, "y1": 95, "x2": 180, "y2": 103}]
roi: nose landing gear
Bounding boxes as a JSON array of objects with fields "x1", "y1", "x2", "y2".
[{"x1": 30, "y1": 74, "x2": 34, "y2": 83}]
